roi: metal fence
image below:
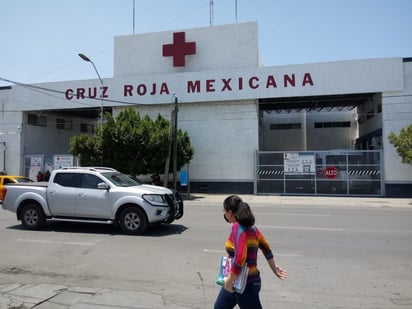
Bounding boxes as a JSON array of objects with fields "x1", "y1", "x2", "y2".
[{"x1": 255, "y1": 150, "x2": 382, "y2": 196}]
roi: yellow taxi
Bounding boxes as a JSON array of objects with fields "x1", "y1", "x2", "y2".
[{"x1": 0, "y1": 175, "x2": 34, "y2": 201}]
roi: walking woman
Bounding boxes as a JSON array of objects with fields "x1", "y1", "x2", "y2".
[{"x1": 214, "y1": 195, "x2": 288, "y2": 309}]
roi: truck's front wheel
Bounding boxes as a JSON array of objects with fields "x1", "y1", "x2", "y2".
[
  {"x1": 119, "y1": 207, "x2": 148, "y2": 235},
  {"x1": 21, "y1": 203, "x2": 45, "y2": 230}
]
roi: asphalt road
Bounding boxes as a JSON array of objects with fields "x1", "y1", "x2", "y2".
[{"x1": 1, "y1": 196, "x2": 411, "y2": 308}]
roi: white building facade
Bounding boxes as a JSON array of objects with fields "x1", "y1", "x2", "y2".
[{"x1": 0, "y1": 22, "x2": 411, "y2": 196}]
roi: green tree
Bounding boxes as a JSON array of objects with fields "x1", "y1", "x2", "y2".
[
  {"x1": 69, "y1": 108, "x2": 194, "y2": 175},
  {"x1": 388, "y1": 124, "x2": 412, "y2": 164},
  {"x1": 69, "y1": 134, "x2": 100, "y2": 166}
]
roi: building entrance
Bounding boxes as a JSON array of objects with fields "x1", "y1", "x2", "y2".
[{"x1": 255, "y1": 150, "x2": 382, "y2": 196}]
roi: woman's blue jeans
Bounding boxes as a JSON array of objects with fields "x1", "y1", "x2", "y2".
[{"x1": 214, "y1": 279, "x2": 262, "y2": 309}]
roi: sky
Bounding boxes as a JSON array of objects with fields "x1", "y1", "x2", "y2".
[{"x1": 1, "y1": 0, "x2": 412, "y2": 87}]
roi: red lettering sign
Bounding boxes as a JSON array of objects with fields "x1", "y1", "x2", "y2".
[
  {"x1": 325, "y1": 166, "x2": 338, "y2": 179},
  {"x1": 64, "y1": 72, "x2": 315, "y2": 100}
]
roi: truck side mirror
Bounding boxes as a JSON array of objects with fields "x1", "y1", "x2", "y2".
[{"x1": 97, "y1": 182, "x2": 110, "y2": 190}]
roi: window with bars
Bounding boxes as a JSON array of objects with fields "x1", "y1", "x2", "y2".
[
  {"x1": 28, "y1": 113, "x2": 47, "y2": 127},
  {"x1": 314, "y1": 121, "x2": 351, "y2": 128},
  {"x1": 56, "y1": 118, "x2": 73, "y2": 130},
  {"x1": 270, "y1": 123, "x2": 301, "y2": 130}
]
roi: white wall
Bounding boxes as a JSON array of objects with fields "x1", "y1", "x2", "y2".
[
  {"x1": 260, "y1": 113, "x2": 304, "y2": 151},
  {"x1": 24, "y1": 112, "x2": 94, "y2": 156},
  {"x1": 114, "y1": 22, "x2": 259, "y2": 77},
  {"x1": 357, "y1": 93, "x2": 382, "y2": 137},
  {"x1": 382, "y1": 61, "x2": 412, "y2": 183},
  {"x1": 1, "y1": 86, "x2": 97, "y2": 176},
  {"x1": 306, "y1": 111, "x2": 356, "y2": 150},
  {"x1": 0, "y1": 87, "x2": 24, "y2": 174},
  {"x1": 114, "y1": 100, "x2": 258, "y2": 182},
  {"x1": 261, "y1": 110, "x2": 356, "y2": 151}
]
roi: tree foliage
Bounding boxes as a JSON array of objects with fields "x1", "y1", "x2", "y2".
[
  {"x1": 69, "y1": 108, "x2": 194, "y2": 175},
  {"x1": 388, "y1": 124, "x2": 412, "y2": 164}
]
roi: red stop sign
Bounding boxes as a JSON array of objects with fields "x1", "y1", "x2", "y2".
[{"x1": 325, "y1": 166, "x2": 338, "y2": 179}]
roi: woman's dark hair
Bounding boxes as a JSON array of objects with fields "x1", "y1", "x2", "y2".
[
  {"x1": 235, "y1": 202, "x2": 255, "y2": 227},
  {"x1": 223, "y1": 195, "x2": 243, "y2": 212},
  {"x1": 223, "y1": 195, "x2": 255, "y2": 228}
]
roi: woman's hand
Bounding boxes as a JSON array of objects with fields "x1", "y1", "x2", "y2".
[
  {"x1": 267, "y1": 257, "x2": 288, "y2": 280},
  {"x1": 274, "y1": 265, "x2": 288, "y2": 280},
  {"x1": 223, "y1": 272, "x2": 236, "y2": 293}
]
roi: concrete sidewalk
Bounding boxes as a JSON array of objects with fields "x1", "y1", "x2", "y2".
[
  {"x1": 0, "y1": 283, "x2": 180, "y2": 309},
  {"x1": 183, "y1": 193, "x2": 412, "y2": 208},
  {"x1": 1, "y1": 194, "x2": 410, "y2": 309}
]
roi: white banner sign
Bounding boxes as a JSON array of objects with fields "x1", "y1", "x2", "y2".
[
  {"x1": 53, "y1": 155, "x2": 74, "y2": 170},
  {"x1": 284, "y1": 152, "x2": 315, "y2": 175}
]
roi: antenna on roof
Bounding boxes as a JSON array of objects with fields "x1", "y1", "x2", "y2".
[
  {"x1": 235, "y1": 0, "x2": 238, "y2": 23},
  {"x1": 132, "y1": 0, "x2": 135, "y2": 34},
  {"x1": 210, "y1": 0, "x2": 214, "y2": 26}
]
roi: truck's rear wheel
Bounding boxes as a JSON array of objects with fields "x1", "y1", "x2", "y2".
[
  {"x1": 21, "y1": 203, "x2": 45, "y2": 230},
  {"x1": 119, "y1": 207, "x2": 148, "y2": 235}
]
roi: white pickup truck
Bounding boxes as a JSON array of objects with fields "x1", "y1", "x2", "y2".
[{"x1": 1, "y1": 167, "x2": 183, "y2": 235}]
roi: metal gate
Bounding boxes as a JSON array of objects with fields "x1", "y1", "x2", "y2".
[{"x1": 255, "y1": 150, "x2": 383, "y2": 196}]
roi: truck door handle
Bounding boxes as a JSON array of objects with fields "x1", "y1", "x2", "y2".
[
  {"x1": 49, "y1": 190, "x2": 56, "y2": 195},
  {"x1": 77, "y1": 192, "x2": 85, "y2": 197}
]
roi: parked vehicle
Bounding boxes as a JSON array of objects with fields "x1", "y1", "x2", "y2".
[
  {"x1": 0, "y1": 175, "x2": 33, "y2": 201},
  {"x1": 1, "y1": 167, "x2": 183, "y2": 235}
]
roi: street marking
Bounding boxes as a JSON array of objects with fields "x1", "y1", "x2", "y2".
[
  {"x1": 17, "y1": 239, "x2": 96, "y2": 246},
  {"x1": 259, "y1": 225, "x2": 343, "y2": 231},
  {"x1": 255, "y1": 212, "x2": 331, "y2": 217},
  {"x1": 203, "y1": 249, "x2": 225, "y2": 253},
  {"x1": 203, "y1": 249, "x2": 301, "y2": 257},
  {"x1": 276, "y1": 253, "x2": 301, "y2": 257}
]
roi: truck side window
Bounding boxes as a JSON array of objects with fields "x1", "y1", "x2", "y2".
[
  {"x1": 54, "y1": 173, "x2": 77, "y2": 187},
  {"x1": 80, "y1": 174, "x2": 102, "y2": 189}
]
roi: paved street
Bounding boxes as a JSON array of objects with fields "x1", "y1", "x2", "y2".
[{"x1": 0, "y1": 195, "x2": 411, "y2": 308}]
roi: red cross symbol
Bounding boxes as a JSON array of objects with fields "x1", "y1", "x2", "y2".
[{"x1": 162, "y1": 32, "x2": 196, "y2": 67}]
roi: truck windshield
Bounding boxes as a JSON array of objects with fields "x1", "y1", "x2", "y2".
[{"x1": 101, "y1": 172, "x2": 141, "y2": 187}]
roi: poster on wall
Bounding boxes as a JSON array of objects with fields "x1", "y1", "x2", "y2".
[
  {"x1": 53, "y1": 155, "x2": 74, "y2": 170},
  {"x1": 29, "y1": 156, "x2": 43, "y2": 181},
  {"x1": 284, "y1": 152, "x2": 315, "y2": 175}
]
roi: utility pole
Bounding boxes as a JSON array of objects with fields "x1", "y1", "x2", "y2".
[
  {"x1": 163, "y1": 95, "x2": 179, "y2": 189},
  {"x1": 172, "y1": 96, "x2": 179, "y2": 190}
]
